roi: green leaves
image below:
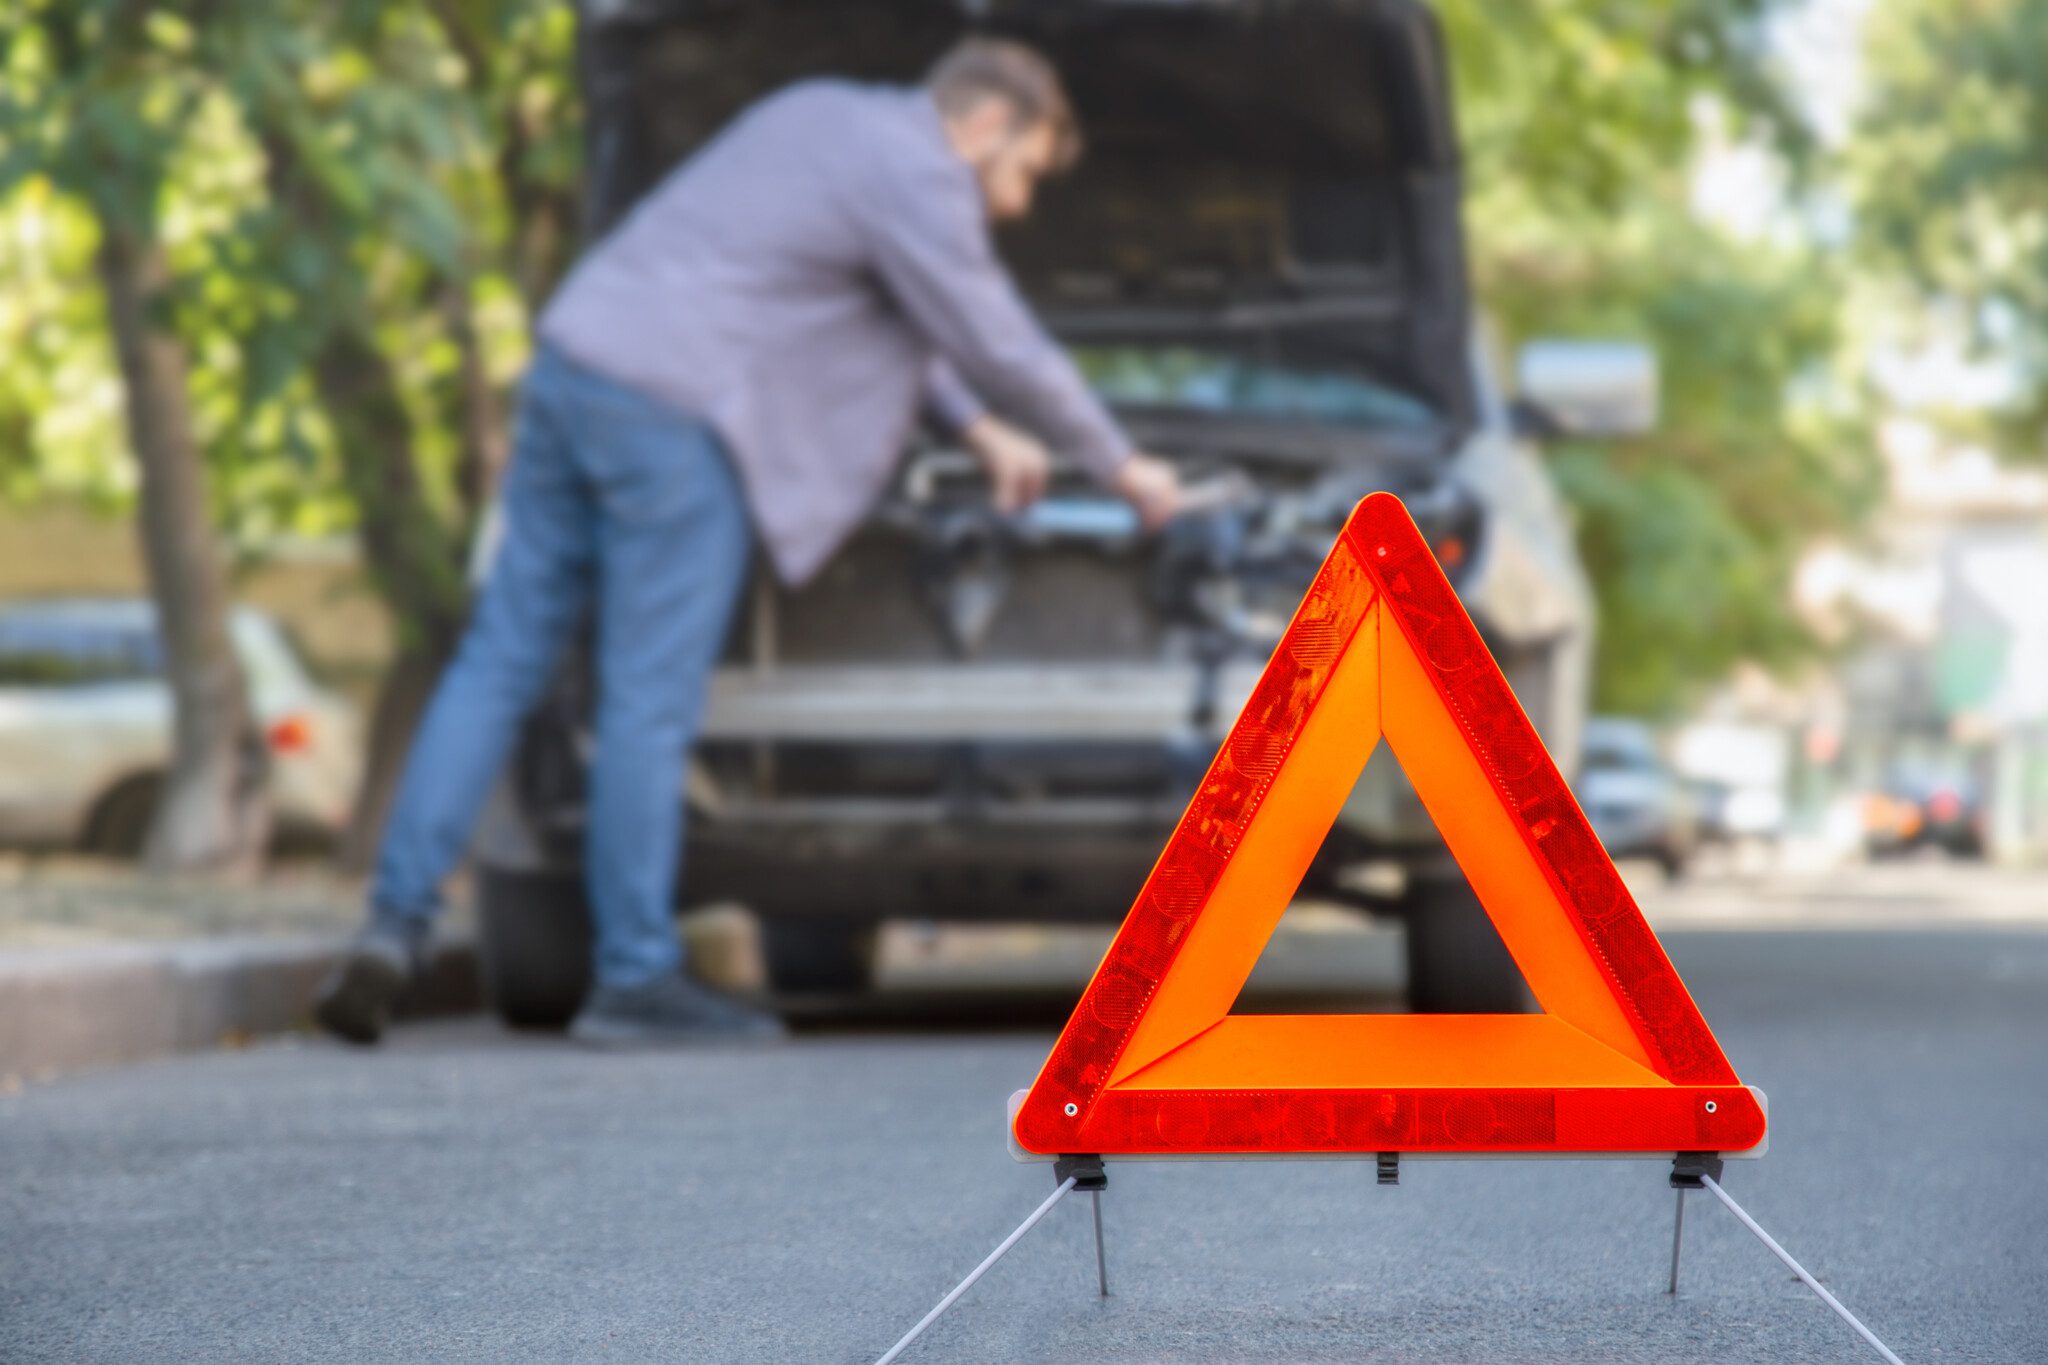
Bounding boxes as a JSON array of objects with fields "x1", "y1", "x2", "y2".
[
  {"x1": 1852, "y1": 0, "x2": 2048, "y2": 453},
  {"x1": 1438, "y1": 0, "x2": 1782, "y2": 220},
  {"x1": 1444, "y1": 0, "x2": 1883, "y2": 714},
  {"x1": 3, "y1": 0, "x2": 574, "y2": 556},
  {"x1": 1509, "y1": 223, "x2": 1878, "y2": 714}
]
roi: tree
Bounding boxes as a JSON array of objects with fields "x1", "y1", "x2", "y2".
[
  {"x1": 1850, "y1": 0, "x2": 2048, "y2": 460},
  {"x1": 3, "y1": 3, "x2": 270, "y2": 871},
  {"x1": 1481, "y1": 208, "x2": 1879, "y2": 714},
  {"x1": 216, "y1": 0, "x2": 579, "y2": 865},
  {"x1": 1433, "y1": 0, "x2": 1880, "y2": 715},
  {"x1": 4, "y1": 1, "x2": 580, "y2": 869}
]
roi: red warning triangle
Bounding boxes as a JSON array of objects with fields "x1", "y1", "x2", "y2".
[{"x1": 1014, "y1": 493, "x2": 1766, "y2": 1157}]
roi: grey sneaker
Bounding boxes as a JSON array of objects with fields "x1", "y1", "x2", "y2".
[
  {"x1": 314, "y1": 918, "x2": 429, "y2": 1046},
  {"x1": 568, "y1": 973, "x2": 787, "y2": 1048}
]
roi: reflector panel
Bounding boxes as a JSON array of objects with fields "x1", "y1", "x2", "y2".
[{"x1": 1013, "y1": 494, "x2": 1762, "y2": 1159}]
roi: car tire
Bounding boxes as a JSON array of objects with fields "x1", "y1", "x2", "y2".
[
  {"x1": 760, "y1": 919, "x2": 879, "y2": 996},
  {"x1": 84, "y1": 774, "x2": 161, "y2": 859},
  {"x1": 476, "y1": 866, "x2": 592, "y2": 1030},
  {"x1": 1400, "y1": 874, "x2": 1532, "y2": 1013}
]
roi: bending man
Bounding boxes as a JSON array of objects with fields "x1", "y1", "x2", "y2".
[{"x1": 317, "y1": 38, "x2": 1180, "y2": 1047}]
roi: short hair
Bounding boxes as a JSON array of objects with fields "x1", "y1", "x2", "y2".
[{"x1": 927, "y1": 37, "x2": 1082, "y2": 169}]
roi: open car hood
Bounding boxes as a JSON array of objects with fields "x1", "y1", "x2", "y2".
[
  {"x1": 986, "y1": 0, "x2": 1474, "y2": 428},
  {"x1": 581, "y1": 0, "x2": 1475, "y2": 427}
]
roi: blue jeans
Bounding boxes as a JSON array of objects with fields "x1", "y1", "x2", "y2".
[{"x1": 371, "y1": 346, "x2": 751, "y2": 988}]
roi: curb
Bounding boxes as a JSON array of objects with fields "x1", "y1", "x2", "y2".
[{"x1": 0, "y1": 935, "x2": 478, "y2": 1083}]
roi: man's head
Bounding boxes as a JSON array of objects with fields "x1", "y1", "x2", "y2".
[{"x1": 928, "y1": 37, "x2": 1080, "y2": 222}]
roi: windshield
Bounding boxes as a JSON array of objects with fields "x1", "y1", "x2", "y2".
[{"x1": 1073, "y1": 346, "x2": 1440, "y2": 432}]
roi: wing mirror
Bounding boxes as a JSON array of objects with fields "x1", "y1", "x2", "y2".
[{"x1": 1512, "y1": 340, "x2": 1659, "y2": 439}]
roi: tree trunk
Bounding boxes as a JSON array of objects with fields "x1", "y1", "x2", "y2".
[
  {"x1": 252, "y1": 130, "x2": 473, "y2": 871},
  {"x1": 445, "y1": 280, "x2": 511, "y2": 526},
  {"x1": 307, "y1": 328, "x2": 470, "y2": 871},
  {"x1": 341, "y1": 645, "x2": 449, "y2": 873},
  {"x1": 94, "y1": 222, "x2": 271, "y2": 875}
]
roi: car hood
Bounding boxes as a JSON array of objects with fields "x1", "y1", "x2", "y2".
[
  {"x1": 984, "y1": 0, "x2": 1474, "y2": 428},
  {"x1": 582, "y1": 0, "x2": 1475, "y2": 430}
]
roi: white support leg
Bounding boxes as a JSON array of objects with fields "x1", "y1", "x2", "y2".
[
  {"x1": 874, "y1": 1177, "x2": 1079, "y2": 1365},
  {"x1": 1699, "y1": 1174, "x2": 1905, "y2": 1365}
]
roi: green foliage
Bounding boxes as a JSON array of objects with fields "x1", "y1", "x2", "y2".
[
  {"x1": 1851, "y1": 0, "x2": 2048, "y2": 458},
  {"x1": 0, "y1": 1, "x2": 211, "y2": 505},
  {"x1": 0, "y1": 179, "x2": 129, "y2": 504},
  {"x1": 1439, "y1": 0, "x2": 1811, "y2": 220},
  {"x1": 0, "y1": 0, "x2": 578, "y2": 569},
  {"x1": 1439, "y1": 0, "x2": 1881, "y2": 715},
  {"x1": 1486, "y1": 208, "x2": 1882, "y2": 713}
]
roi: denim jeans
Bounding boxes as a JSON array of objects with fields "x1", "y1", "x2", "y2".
[{"x1": 370, "y1": 345, "x2": 751, "y2": 988}]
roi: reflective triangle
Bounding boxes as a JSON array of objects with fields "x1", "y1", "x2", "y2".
[{"x1": 1013, "y1": 493, "x2": 1766, "y2": 1156}]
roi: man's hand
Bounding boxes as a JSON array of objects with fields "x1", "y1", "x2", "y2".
[
  {"x1": 1111, "y1": 453, "x2": 1182, "y2": 530},
  {"x1": 962, "y1": 414, "x2": 1052, "y2": 515}
]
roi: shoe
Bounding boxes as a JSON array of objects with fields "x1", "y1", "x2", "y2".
[
  {"x1": 568, "y1": 972, "x2": 787, "y2": 1048},
  {"x1": 314, "y1": 918, "x2": 429, "y2": 1046}
]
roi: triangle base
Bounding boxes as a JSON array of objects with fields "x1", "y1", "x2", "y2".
[
  {"x1": 1017, "y1": 1081, "x2": 1766, "y2": 1157},
  {"x1": 1007, "y1": 1088, "x2": 1771, "y2": 1163}
]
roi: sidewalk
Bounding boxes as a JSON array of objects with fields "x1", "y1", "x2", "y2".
[
  {"x1": 0, "y1": 857, "x2": 475, "y2": 1085},
  {"x1": 1635, "y1": 854, "x2": 2048, "y2": 930},
  {"x1": 0, "y1": 934, "x2": 477, "y2": 1085},
  {"x1": 0, "y1": 853, "x2": 368, "y2": 946}
]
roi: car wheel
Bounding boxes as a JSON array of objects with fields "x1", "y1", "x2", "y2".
[
  {"x1": 760, "y1": 919, "x2": 879, "y2": 996},
  {"x1": 476, "y1": 866, "x2": 592, "y2": 1030},
  {"x1": 1400, "y1": 874, "x2": 1531, "y2": 1013},
  {"x1": 85, "y1": 774, "x2": 161, "y2": 859}
]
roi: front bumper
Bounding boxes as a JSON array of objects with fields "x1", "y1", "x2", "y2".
[
  {"x1": 700, "y1": 662, "x2": 1261, "y2": 744},
  {"x1": 692, "y1": 661, "x2": 1431, "y2": 844}
]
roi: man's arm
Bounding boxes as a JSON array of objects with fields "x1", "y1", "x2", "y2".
[
  {"x1": 923, "y1": 357, "x2": 988, "y2": 435},
  {"x1": 927, "y1": 357, "x2": 1059, "y2": 515},
  {"x1": 855, "y1": 154, "x2": 1133, "y2": 484}
]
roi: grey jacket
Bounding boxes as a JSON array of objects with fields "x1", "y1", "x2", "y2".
[{"x1": 539, "y1": 79, "x2": 1133, "y2": 583}]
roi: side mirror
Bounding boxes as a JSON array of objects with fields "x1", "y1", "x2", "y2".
[{"x1": 1514, "y1": 340, "x2": 1659, "y2": 438}]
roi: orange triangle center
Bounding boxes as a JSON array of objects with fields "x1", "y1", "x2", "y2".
[{"x1": 1014, "y1": 493, "x2": 1765, "y2": 1157}]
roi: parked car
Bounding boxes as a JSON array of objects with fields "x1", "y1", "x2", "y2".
[
  {"x1": 471, "y1": 0, "x2": 1633, "y2": 1024},
  {"x1": 1687, "y1": 776, "x2": 1785, "y2": 851},
  {"x1": 1862, "y1": 768, "x2": 1986, "y2": 860},
  {"x1": 0, "y1": 599, "x2": 361, "y2": 855},
  {"x1": 1577, "y1": 718, "x2": 1697, "y2": 879}
]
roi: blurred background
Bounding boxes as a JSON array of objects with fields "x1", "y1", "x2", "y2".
[
  {"x1": 9, "y1": 13, "x2": 2047, "y2": 1359},
  {"x1": 1, "y1": 0, "x2": 2044, "y2": 1011}
]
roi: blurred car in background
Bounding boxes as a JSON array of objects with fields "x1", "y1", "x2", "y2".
[
  {"x1": 0, "y1": 599, "x2": 360, "y2": 856},
  {"x1": 1578, "y1": 718, "x2": 1697, "y2": 879},
  {"x1": 1687, "y1": 776, "x2": 1786, "y2": 851},
  {"x1": 1862, "y1": 768, "x2": 1986, "y2": 860},
  {"x1": 471, "y1": 0, "x2": 1632, "y2": 1024}
]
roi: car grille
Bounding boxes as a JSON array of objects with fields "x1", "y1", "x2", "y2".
[{"x1": 750, "y1": 532, "x2": 1167, "y2": 664}]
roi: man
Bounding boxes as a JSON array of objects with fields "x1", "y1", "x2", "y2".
[{"x1": 316, "y1": 37, "x2": 1181, "y2": 1048}]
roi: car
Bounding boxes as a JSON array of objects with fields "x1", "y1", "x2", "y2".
[
  {"x1": 1577, "y1": 718, "x2": 1697, "y2": 880},
  {"x1": 0, "y1": 598, "x2": 361, "y2": 855},
  {"x1": 470, "y1": 0, "x2": 1633, "y2": 1024},
  {"x1": 1688, "y1": 776, "x2": 1785, "y2": 850},
  {"x1": 1862, "y1": 767, "x2": 1986, "y2": 860}
]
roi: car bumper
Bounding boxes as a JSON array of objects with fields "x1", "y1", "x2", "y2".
[
  {"x1": 694, "y1": 660, "x2": 1438, "y2": 842},
  {"x1": 701, "y1": 662, "x2": 1263, "y2": 743}
]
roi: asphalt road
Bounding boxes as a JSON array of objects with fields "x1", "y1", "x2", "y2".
[{"x1": 4, "y1": 884, "x2": 2045, "y2": 1362}]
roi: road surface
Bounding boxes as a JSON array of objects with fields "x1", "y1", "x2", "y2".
[{"x1": 3, "y1": 865, "x2": 2044, "y2": 1362}]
